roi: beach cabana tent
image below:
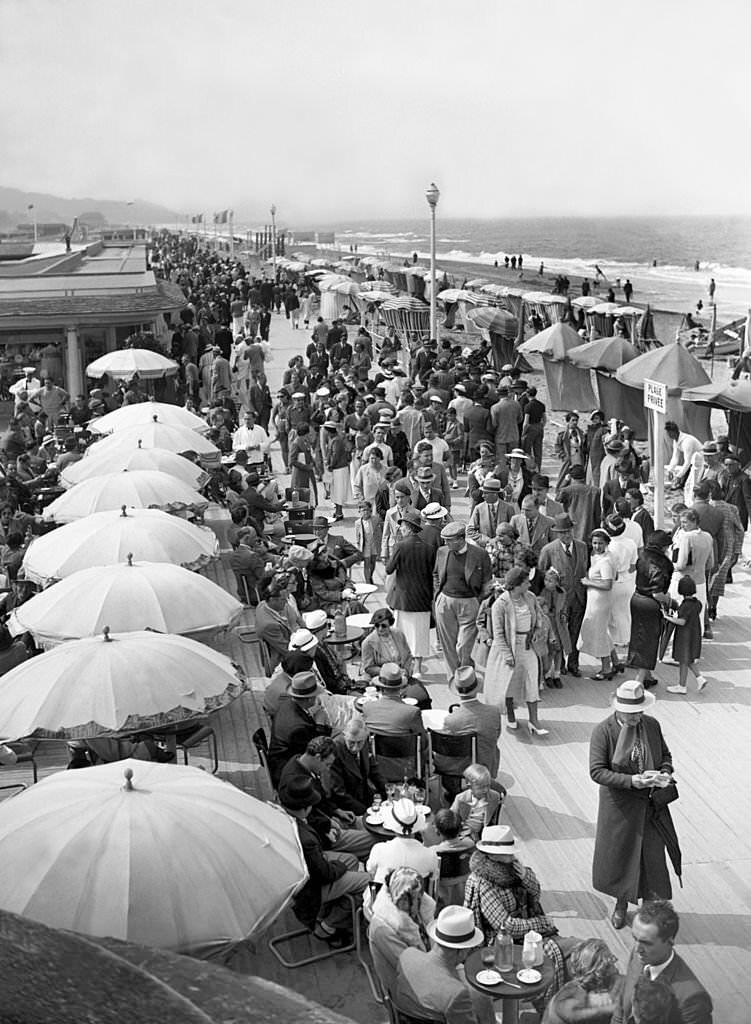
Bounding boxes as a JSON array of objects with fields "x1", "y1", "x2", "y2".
[
  {"x1": 522, "y1": 292, "x2": 571, "y2": 326},
  {"x1": 518, "y1": 322, "x2": 595, "y2": 410},
  {"x1": 682, "y1": 379, "x2": 751, "y2": 465},
  {"x1": 466, "y1": 307, "x2": 518, "y2": 368},
  {"x1": 380, "y1": 296, "x2": 430, "y2": 347},
  {"x1": 615, "y1": 343, "x2": 711, "y2": 450},
  {"x1": 567, "y1": 336, "x2": 644, "y2": 434}
]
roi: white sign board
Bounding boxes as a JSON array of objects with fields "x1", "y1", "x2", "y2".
[{"x1": 644, "y1": 378, "x2": 668, "y2": 415}]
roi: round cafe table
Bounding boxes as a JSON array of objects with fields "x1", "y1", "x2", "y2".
[
  {"x1": 465, "y1": 946, "x2": 553, "y2": 1024},
  {"x1": 326, "y1": 626, "x2": 365, "y2": 666}
]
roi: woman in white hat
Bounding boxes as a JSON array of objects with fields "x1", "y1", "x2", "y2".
[
  {"x1": 589, "y1": 679, "x2": 677, "y2": 930},
  {"x1": 365, "y1": 797, "x2": 438, "y2": 887},
  {"x1": 464, "y1": 825, "x2": 568, "y2": 1001}
]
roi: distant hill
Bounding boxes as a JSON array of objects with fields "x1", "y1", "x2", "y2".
[{"x1": 0, "y1": 185, "x2": 181, "y2": 230}]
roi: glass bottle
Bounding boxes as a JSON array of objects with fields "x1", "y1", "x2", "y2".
[{"x1": 495, "y1": 927, "x2": 513, "y2": 972}]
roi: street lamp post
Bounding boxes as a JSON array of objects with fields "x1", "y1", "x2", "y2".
[
  {"x1": 270, "y1": 204, "x2": 277, "y2": 279},
  {"x1": 425, "y1": 183, "x2": 440, "y2": 343}
]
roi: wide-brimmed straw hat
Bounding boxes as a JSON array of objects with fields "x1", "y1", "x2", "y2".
[
  {"x1": 612, "y1": 679, "x2": 656, "y2": 714},
  {"x1": 381, "y1": 797, "x2": 428, "y2": 836},
  {"x1": 427, "y1": 906, "x2": 483, "y2": 950},
  {"x1": 423, "y1": 501, "x2": 448, "y2": 520},
  {"x1": 375, "y1": 662, "x2": 404, "y2": 690}
]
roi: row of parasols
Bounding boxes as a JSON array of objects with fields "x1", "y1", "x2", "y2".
[{"x1": 0, "y1": 399, "x2": 308, "y2": 957}]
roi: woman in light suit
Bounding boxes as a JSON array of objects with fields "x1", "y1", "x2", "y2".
[{"x1": 484, "y1": 567, "x2": 548, "y2": 736}]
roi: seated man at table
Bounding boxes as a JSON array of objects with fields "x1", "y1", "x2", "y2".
[
  {"x1": 240, "y1": 467, "x2": 285, "y2": 536},
  {"x1": 395, "y1": 905, "x2": 494, "y2": 1024},
  {"x1": 313, "y1": 515, "x2": 363, "y2": 569},
  {"x1": 279, "y1": 736, "x2": 376, "y2": 859},
  {"x1": 262, "y1": 649, "x2": 317, "y2": 722},
  {"x1": 279, "y1": 776, "x2": 371, "y2": 948},
  {"x1": 331, "y1": 717, "x2": 387, "y2": 816},
  {"x1": 361, "y1": 663, "x2": 427, "y2": 781},
  {"x1": 440, "y1": 667, "x2": 502, "y2": 796},
  {"x1": 268, "y1": 671, "x2": 332, "y2": 786},
  {"x1": 255, "y1": 577, "x2": 304, "y2": 672},
  {"x1": 229, "y1": 527, "x2": 267, "y2": 605},
  {"x1": 300, "y1": 610, "x2": 354, "y2": 695}
]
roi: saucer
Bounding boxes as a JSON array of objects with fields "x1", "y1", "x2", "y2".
[
  {"x1": 366, "y1": 813, "x2": 384, "y2": 825},
  {"x1": 517, "y1": 968, "x2": 542, "y2": 984},
  {"x1": 476, "y1": 969, "x2": 503, "y2": 986}
]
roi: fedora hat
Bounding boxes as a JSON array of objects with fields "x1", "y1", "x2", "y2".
[
  {"x1": 303, "y1": 609, "x2": 329, "y2": 633},
  {"x1": 452, "y1": 666, "x2": 478, "y2": 696},
  {"x1": 381, "y1": 797, "x2": 428, "y2": 836},
  {"x1": 605, "y1": 438, "x2": 625, "y2": 454},
  {"x1": 551, "y1": 513, "x2": 576, "y2": 532},
  {"x1": 476, "y1": 824, "x2": 516, "y2": 856},
  {"x1": 288, "y1": 671, "x2": 321, "y2": 698},
  {"x1": 398, "y1": 508, "x2": 423, "y2": 530},
  {"x1": 423, "y1": 501, "x2": 448, "y2": 520},
  {"x1": 701, "y1": 441, "x2": 718, "y2": 454},
  {"x1": 416, "y1": 466, "x2": 435, "y2": 483},
  {"x1": 604, "y1": 514, "x2": 626, "y2": 537},
  {"x1": 278, "y1": 777, "x2": 321, "y2": 811},
  {"x1": 613, "y1": 679, "x2": 655, "y2": 713},
  {"x1": 376, "y1": 662, "x2": 404, "y2": 690},
  {"x1": 481, "y1": 477, "x2": 502, "y2": 491},
  {"x1": 288, "y1": 629, "x2": 319, "y2": 654},
  {"x1": 427, "y1": 906, "x2": 483, "y2": 950}
]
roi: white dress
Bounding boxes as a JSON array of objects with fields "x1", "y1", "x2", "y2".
[
  {"x1": 607, "y1": 535, "x2": 638, "y2": 646},
  {"x1": 577, "y1": 552, "x2": 616, "y2": 658}
]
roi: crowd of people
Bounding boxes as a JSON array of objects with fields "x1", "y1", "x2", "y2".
[{"x1": 0, "y1": 230, "x2": 725, "y2": 1022}]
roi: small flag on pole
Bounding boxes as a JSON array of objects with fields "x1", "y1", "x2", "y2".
[{"x1": 215, "y1": 209, "x2": 229, "y2": 225}]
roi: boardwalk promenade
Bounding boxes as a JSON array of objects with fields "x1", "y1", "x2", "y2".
[{"x1": 3, "y1": 309, "x2": 750, "y2": 1022}]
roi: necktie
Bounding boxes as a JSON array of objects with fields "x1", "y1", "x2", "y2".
[{"x1": 565, "y1": 546, "x2": 572, "y2": 558}]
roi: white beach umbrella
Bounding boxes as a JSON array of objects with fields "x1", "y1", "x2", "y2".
[
  {"x1": 0, "y1": 760, "x2": 306, "y2": 953},
  {"x1": 8, "y1": 558, "x2": 243, "y2": 646},
  {"x1": 0, "y1": 629, "x2": 246, "y2": 740},
  {"x1": 86, "y1": 348, "x2": 178, "y2": 380},
  {"x1": 87, "y1": 419, "x2": 219, "y2": 457},
  {"x1": 317, "y1": 273, "x2": 350, "y2": 290},
  {"x1": 571, "y1": 295, "x2": 602, "y2": 310},
  {"x1": 42, "y1": 470, "x2": 208, "y2": 524},
  {"x1": 329, "y1": 280, "x2": 361, "y2": 296},
  {"x1": 60, "y1": 445, "x2": 209, "y2": 491},
  {"x1": 89, "y1": 401, "x2": 209, "y2": 435},
  {"x1": 437, "y1": 289, "x2": 486, "y2": 304},
  {"x1": 22, "y1": 507, "x2": 218, "y2": 585}
]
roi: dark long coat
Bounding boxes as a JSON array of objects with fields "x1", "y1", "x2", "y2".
[
  {"x1": 589, "y1": 713, "x2": 675, "y2": 904},
  {"x1": 384, "y1": 534, "x2": 435, "y2": 612}
]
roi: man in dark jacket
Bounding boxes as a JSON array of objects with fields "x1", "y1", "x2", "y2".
[
  {"x1": 613, "y1": 899, "x2": 712, "y2": 1024},
  {"x1": 330, "y1": 718, "x2": 387, "y2": 815},
  {"x1": 279, "y1": 776, "x2": 370, "y2": 944},
  {"x1": 267, "y1": 672, "x2": 331, "y2": 785},
  {"x1": 722, "y1": 453, "x2": 751, "y2": 530}
]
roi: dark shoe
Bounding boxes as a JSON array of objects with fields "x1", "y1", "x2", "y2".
[
  {"x1": 611, "y1": 905, "x2": 627, "y2": 930},
  {"x1": 703, "y1": 628, "x2": 713, "y2": 641},
  {"x1": 567, "y1": 666, "x2": 582, "y2": 678},
  {"x1": 553, "y1": 677, "x2": 563, "y2": 689},
  {"x1": 545, "y1": 676, "x2": 555, "y2": 688},
  {"x1": 326, "y1": 929, "x2": 353, "y2": 949},
  {"x1": 643, "y1": 676, "x2": 659, "y2": 689}
]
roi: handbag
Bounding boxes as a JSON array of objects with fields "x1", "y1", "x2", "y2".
[{"x1": 650, "y1": 781, "x2": 679, "y2": 808}]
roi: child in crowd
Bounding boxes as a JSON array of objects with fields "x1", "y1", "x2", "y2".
[
  {"x1": 665, "y1": 574, "x2": 707, "y2": 695},
  {"x1": 354, "y1": 499, "x2": 382, "y2": 584},
  {"x1": 449, "y1": 764, "x2": 503, "y2": 842},
  {"x1": 443, "y1": 407, "x2": 464, "y2": 490},
  {"x1": 432, "y1": 809, "x2": 475, "y2": 910},
  {"x1": 538, "y1": 566, "x2": 569, "y2": 689}
]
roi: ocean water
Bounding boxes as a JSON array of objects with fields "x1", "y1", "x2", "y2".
[{"x1": 310, "y1": 216, "x2": 751, "y2": 319}]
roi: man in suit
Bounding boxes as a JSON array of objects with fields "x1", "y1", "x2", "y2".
[
  {"x1": 626, "y1": 489, "x2": 654, "y2": 545},
  {"x1": 313, "y1": 516, "x2": 363, "y2": 569},
  {"x1": 330, "y1": 717, "x2": 387, "y2": 816},
  {"x1": 538, "y1": 514, "x2": 588, "y2": 676},
  {"x1": 613, "y1": 899, "x2": 713, "y2": 1024},
  {"x1": 409, "y1": 465, "x2": 444, "y2": 512},
  {"x1": 396, "y1": 906, "x2": 489, "y2": 1024},
  {"x1": 511, "y1": 494, "x2": 554, "y2": 557},
  {"x1": 490, "y1": 385, "x2": 523, "y2": 456},
  {"x1": 559, "y1": 465, "x2": 602, "y2": 543},
  {"x1": 268, "y1": 671, "x2": 332, "y2": 785},
  {"x1": 420, "y1": 501, "x2": 448, "y2": 555},
  {"x1": 466, "y1": 478, "x2": 514, "y2": 547},
  {"x1": 381, "y1": 479, "x2": 413, "y2": 563},
  {"x1": 361, "y1": 662, "x2": 427, "y2": 780},
  {"x1": 601, "y1": 457, "x2": 642, "y2": 518},
  {"x1": 531, "y1": 473, "x2": 563, "y2": 518},
  {"x1": 434, "y1": 522, "x2": 492, "y2": 676},
  {"x1": 442, "y1": 666, "x2": 502, "y2": 779},
  {"x1": 722, "y1": 453, "x2": 751, "y2": 530},
  {"x1": 412, "y1": 442, "x2": 452, "y2": 510}
]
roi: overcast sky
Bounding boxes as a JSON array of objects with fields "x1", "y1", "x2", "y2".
[{"x1": 2, "y1": 0, "x2": 749, "y2": 223}]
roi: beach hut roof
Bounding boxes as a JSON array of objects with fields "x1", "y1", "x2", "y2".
[
  {"x1": 681, "y1": 379, "x2": 751, "y2": 412},
  {"x1": 615, "y1": 342, "x2": 710, "y2": 393},
  {"x1": 517, "y1": 321, "x2": 583, "y2": 360},
  {"x1": 567, "y1": 335, "x2": 638, "y2": 371}
]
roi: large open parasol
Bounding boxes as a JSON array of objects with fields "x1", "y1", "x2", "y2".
[
  {"x1": 86, "y1": 416, "x2": 220, "y2": 457},
  {"x1": 86, "y1": 349, "x2": 179, "y2": 380},
  {"x1": 89, "y1": 401, "x2": 209, "y2": 435},
  {"x1": 0, "y1": 629, "x2": 246, "y2": 740},
  {"x1": 22, "y1": 507, "x2": 219, "y2": 585},
  {"x1": 0, "y1": 761, "x2": 307, "y2": 954},
  {"x1": 42, "y1": 470, "x2": 209, "y2": 523},
  {"x1": 61, "y1": 444, "x2": 209, "y2": 491}
]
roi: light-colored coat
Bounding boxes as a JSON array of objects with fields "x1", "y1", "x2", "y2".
[{"x1": 466, "y1": 500, "x2": 514, "y2": 546}]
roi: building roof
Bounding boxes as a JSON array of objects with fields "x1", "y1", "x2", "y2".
[{"x1": 0, "y1": 280, "x2": 186, "y2": 326}]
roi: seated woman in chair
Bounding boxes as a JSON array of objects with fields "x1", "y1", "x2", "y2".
[
  {"x1": 368, "y1": 866, "x2": 436, "y2": 999},
  {"x1": 360, "y1": 608, "x2": 431, "y2": 710}
]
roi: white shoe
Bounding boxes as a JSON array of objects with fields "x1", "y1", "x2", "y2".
[
  {"x1": 662, "y1": 656, "x2": 679, "y2": 666},
  {"x1": 666, "y1": 685, "x2": 687, "y2": 695},
  {"x1": 696, "y1": 675, "x2": 708, "y2": 691},
  {"x1": 451, "y1": 481, "x2": 459, "y2": 489},
  {"x1": 506, "y1": 720, "x2": 518, "y2": 731}
]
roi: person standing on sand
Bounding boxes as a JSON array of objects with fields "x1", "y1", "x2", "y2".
[
  {"x1": 708, "y1": 278, "x2": 716, "y2": 303},
  {"x1": 623, "y1": 279, "x2": 633, "y2": 303}
]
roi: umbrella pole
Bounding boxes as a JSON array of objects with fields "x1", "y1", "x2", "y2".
[{"x1": 709, "y1": 303, "x2": 718, "y2": 377}]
